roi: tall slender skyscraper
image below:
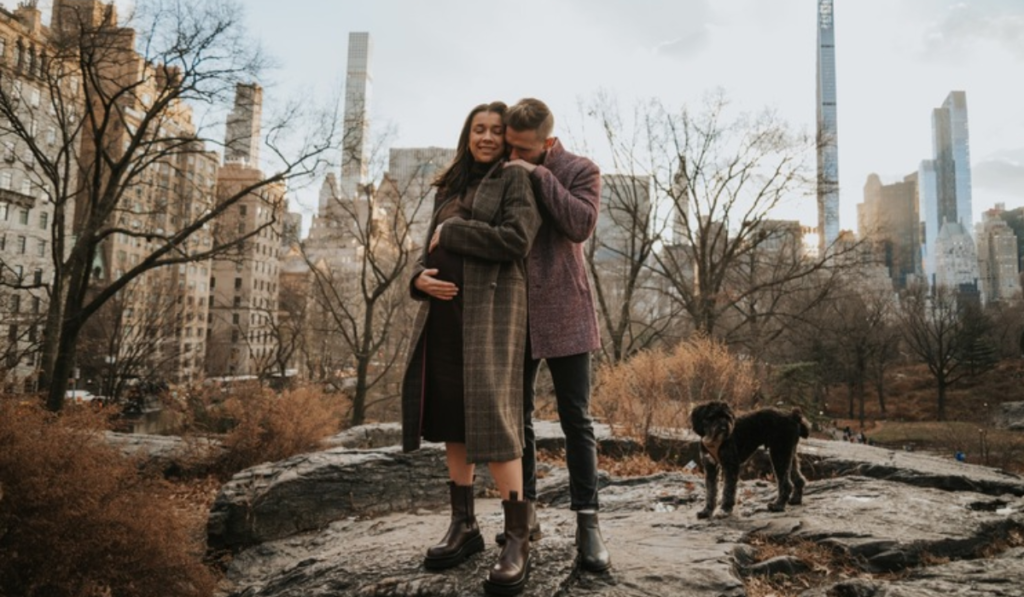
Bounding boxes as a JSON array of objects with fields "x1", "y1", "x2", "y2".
[
  {"x1": 816, "y1": 0, "x2": 840, "y2": 255},
  {"x1": 922, "y1": 91, "x2": 973, "y2": 285},
  {"x1": 341, "y1": 32, "x2": 373, "y2": 199},
  {"x1": 932, "y1": 91, "x2": 973, "y2": 232}
]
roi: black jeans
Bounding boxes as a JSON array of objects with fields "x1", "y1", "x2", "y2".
[{"x1": 522, "y1": 349, "x2": 599, "y2": 511}]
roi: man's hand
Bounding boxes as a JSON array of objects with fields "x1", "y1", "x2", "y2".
[
  {"x1": 428, "y1": 223, "x2": 443, "y2": 253},
  {"x1": 415, "y1": 269, "x2": 458, "y2": 300},
  {"x1": 505, "y1": 159, "x2": 537, "y2": 174}
]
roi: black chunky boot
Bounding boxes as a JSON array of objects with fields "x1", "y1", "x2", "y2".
[
  {"x1": 576, "y1": 511, "x2": 611, "y2": 572},
  {"x1": 494, "y1": 499, "x2": 541, "y2": 546},
  {"x1": 424, "y1": 482, "x2": 484, "y2": 570},
  {"x1": 484, "y1": 491, "x2": 531, "y2": 596}
]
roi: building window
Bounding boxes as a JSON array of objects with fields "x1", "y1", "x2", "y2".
[
  {"x1": 36, "y1": 239, "x2": 45, "y2": 257},
  {"x1": 0, "y1": 173, "x2": 12, "y2": 190},
  {"x1": 232, "y1": 313, "x2": 239, "y2": 324},
  {"x1": 34, "y1": 269, "x2": 42, "y2": 285},
  {"x1": 17, "y1": 236, "x2": 26, "y2": 254},
  {"x1": 39, "y1": 211, "x2": 48, "y2": 229},
  {"x1": 233, "y1": 296, "x2": 241, "y2": 308},
  {"x1": 32, "y1": 296, "x2": 40, "y2": 313},
  {"x1": 234, "y1": 277, "x2": 242, "y2": 290},
  {"x1": 18, "y1": 209, "x2": 28, "y2": 225},
  {"x1": 10, "y1": 294, "x2": 20, "y2": 313}
]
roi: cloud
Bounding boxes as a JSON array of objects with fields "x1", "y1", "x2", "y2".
[
  {"x1": 974, "y1": 150, "x2": 1024, "y2": 195},
  {"x1": 921, "y1": 1, "x2": 1024, "y2": 60},
  {"x1": 565, "y1": 0, "x2": 714, "y2": 57}
]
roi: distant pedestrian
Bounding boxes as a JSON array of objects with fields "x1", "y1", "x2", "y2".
[{"x1": 955, "y1": 450, "x2": 966, "y2": 462}]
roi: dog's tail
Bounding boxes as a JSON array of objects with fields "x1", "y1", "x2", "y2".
[{"x1": 792, "y1": 408, "x2": 810, "y2": 438}]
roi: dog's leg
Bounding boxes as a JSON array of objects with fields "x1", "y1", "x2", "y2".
[
  {"x1": 767, "y1": 444, "x2": 795, "y2": 512},
  {"x1": 697, "y1": 459, "x2": 718, "y2": 519},
  {"x1": 788, "y1": 452, "x2": 806, "y2": 506},
  {"x1": 717, "y1": 461, "x2": 739, "y2": 517}
]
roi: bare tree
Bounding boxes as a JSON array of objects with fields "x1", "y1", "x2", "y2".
[
  {"x1": 0, "y1": 0, "x2": 335, "y2": 410},
  {"x1": 576, "y1": 92, "x2": 852, "y2": 345},
  {"x1": 897, "y1": 284, "x2": 992, "y2": 421},
  {"x1": 304, "y1": 166, "x2": 432, "y2": 426},
  {"x1": 77, "y1": 278, "x2": 180, "y2": 402},
  {"x1": 585, "y1": 170, "x2": 671, "y2": 362}
]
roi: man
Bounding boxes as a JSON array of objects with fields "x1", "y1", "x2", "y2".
[{"x1": 502, "y1": 98, "x2": 610, "y2": 572}]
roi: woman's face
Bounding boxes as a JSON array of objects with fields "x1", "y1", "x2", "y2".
[{"x1": 467, "y1": 111, "x2": 505, "y2": 164}]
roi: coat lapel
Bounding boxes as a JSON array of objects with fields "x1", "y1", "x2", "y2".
[{"x1": 471, "y1": 176, "x2": 503, "y2": 224}]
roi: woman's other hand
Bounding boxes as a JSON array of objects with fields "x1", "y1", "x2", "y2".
[
  {"x1": 415, "y1": 269, "x2": 459, "y2": 300},
  {"x1": 429, "y1": 223, "x2": 444, "y2": 253}
]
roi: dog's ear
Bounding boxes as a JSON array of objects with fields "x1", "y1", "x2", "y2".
[
  {"x1": 691, "y1": 404, "x2": 707, "y2": 436},
  {"x1": 721, "y1": 402, "x2": 735, "y2": 425}
]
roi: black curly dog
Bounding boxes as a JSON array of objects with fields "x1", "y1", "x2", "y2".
[{"x1": 690, "y1": 401, "x2": 810, "y2": 518}]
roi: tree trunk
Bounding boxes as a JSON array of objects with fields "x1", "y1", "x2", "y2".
[
  {"x1": 44, "y1": 246, "x2": 93, "y2": 411},
  {"x1": 936, "y1": 377, "x2": 947, "y2": 422},
  {"x1": 875, "y1": 369, "x2": 887, "y2": 415},
  {"x1": 37, "y1": 292, "x2": 64, "y2": 393},
  {"x1": 857, "y1": 376, "x2": 866, "y2": 429},
  {"x1": 46, "y1": 317, "x2": 84, "y2": 411}
]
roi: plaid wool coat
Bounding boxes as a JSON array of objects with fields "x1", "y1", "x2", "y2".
[{"x1": 401, "y1": 164, "x2": 541, "y2": 463}]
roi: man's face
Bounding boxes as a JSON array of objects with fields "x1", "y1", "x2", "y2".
[{"x1": 505, "y1": 127, "x2": 550, "y2": 165}]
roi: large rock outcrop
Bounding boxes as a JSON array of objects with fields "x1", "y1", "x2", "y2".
[{"x1": 210, "y1": 424, "x2": 1024, "y2": 597}]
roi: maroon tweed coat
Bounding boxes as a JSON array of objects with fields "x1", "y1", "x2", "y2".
[
  {"x1": 526, "y1": 139, "x2": 602, "y2": 359},
  {"x1": 401, "y1": 164, "x2": 541, "y2": 463}
]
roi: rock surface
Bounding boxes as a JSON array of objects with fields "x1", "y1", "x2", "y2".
[
  {"x1": 993, "y1": 401, "x2": 1024, "y2": 431},
  {"x1": 211, "y1": 424, "x2": 1024, "y2": 597}
]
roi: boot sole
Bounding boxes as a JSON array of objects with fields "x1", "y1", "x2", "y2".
[
  {"x1": 423, "y1": 533, "x2": 485, "y2": 571},
  {"x1": 579, "y1": 556, "x2": 612, "y2": 573},
  {"x1": 483, "y1": 556, "x2": 531, "y2": 596}
]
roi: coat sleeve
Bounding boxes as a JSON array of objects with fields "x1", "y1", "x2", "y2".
[
  {"x1": 438, "y1": 168, "x2": 540, "y2": 262},
  {"x1": 531, "y1": 159, "x2": 601, "y2": 243}
]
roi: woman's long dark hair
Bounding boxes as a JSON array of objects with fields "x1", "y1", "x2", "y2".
[{"x1": 433, "y1": 101, "x2": 507, "y2": 199}]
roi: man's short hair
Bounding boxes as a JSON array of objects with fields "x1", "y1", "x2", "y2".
[{"x1": 506, "y1": 98, "x2": 554, "y2": 140}]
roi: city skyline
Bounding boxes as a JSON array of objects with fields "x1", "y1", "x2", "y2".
[
  {"x1": 9, "y1": 1, "x2": 1021, "y2": 237},
  {"x1": 227, "y1": 0, "x2": 1024, "y2": 237}
]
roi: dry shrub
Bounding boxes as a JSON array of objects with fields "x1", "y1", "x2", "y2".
[
  {"x1": 0, "y1": 398, "x2": 216, "y2": 597},
  {"x1": 594, "y1": 336, "x2": 758, "y2": 441},
  {"x1": 214, "y1": 385, "x2": 345, "y2": 476}
]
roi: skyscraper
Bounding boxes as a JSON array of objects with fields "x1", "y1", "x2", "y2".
[
  {"x1": 224, "y1": 83, "x2": 263, "y2": 166},
  {"x1": 921, "y1": 91, "x2": 973, "y2": 286},
  {"x1": 933, "y1": 91, "x2": 973, "y2": 232},
  {"x1": 816, "y1": 0, "x2": 840, "y2": 255},
  {"x1": 857, "y1": 173, "x2": 921, "y2": 290},
  {"x1": 341, "y1": 32, "x2": 372, "y2": 199}
]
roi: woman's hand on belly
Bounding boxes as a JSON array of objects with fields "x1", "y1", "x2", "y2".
[{"x1": 415, "y1": 268, "x2": 459, "y2": 300}]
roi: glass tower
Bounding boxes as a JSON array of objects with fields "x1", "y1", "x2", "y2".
[
  {"x1": 341, "y1": 32, "x2": 373, "y2": 199},
  {"x1": 816, "y1": 0, "x2": 840, "y2": 255}
]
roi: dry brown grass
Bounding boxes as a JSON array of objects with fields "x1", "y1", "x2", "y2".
[
  {"x1": 157, "y1": 383, "x2": 347, "y2": 479},
  {"x1": 0, "y1": 398, "x2": 216, "y2": 597},
  {"x1": 743, "y1": 535, "x2": 866, "y2": 597},
  {"x1": 594, "y1": 337, "x2": 759, "y2": 442},
  {"x1": 213, "y1": 385, "x2": 346, "y2": 477},
  {"x1": 829, "y1": 361, "x2": 1024, "y2": 424}
]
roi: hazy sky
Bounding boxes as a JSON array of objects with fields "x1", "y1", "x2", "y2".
[{"x1": 15, "y1": 1, "x2": 1024, "y2": 232}]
